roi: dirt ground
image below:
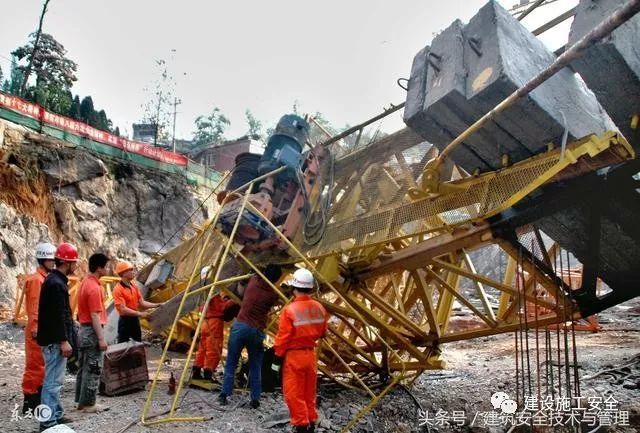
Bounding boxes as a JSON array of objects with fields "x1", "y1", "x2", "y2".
[{"x1": 0, "y1": 297, "x2": 638, "y2": 433}]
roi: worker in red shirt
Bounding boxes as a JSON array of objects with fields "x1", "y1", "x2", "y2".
[
  {"x1": 274, "y1": 269, "x2": 328, "y2": 433},
  {"x1": 192, "y1": 293, "x2": 235, "y2": 382},
  {"x1": 112, "y1": 261, "x2": 160, "y2": 343},
  {"x1": 75, "y1": 253, "x2": 110, "y2": 413},
  {"x1": 21, "y1": 242, "x2": 56, "y2": 413}
]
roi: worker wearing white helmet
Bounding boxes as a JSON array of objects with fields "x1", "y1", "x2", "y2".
[
  {"x1": 21, "y1": 242, "x2": 56, "y2": 414},
  {"x1": 274, "y1": 268, "x2": 329, "y2": 433}
]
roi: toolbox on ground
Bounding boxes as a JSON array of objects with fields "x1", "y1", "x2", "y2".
[{"x1": 100, "y1": 341, "x2": 149, "y2": 396}]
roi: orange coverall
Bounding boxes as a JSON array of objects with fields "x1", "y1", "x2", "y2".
[
  {"x1": 274, "y1": 295, "x2": 328, "y2": 428},
  {"x1": 194, "y1": 295, "x2": 232, "y2": 371},
  {"x1": 22, "y1": 267, "x2": 47, "y2": 395}
]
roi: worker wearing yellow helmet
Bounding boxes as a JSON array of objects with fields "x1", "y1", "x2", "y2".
[{"x1": 112, "y1": 261, "x2": 160, "y2": 343}]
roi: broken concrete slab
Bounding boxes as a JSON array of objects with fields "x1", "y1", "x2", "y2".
[
  {"x1": 569, "y1": 0, "x2": 640, "y2": 151},
  {"x1": 404, "y1": 0, "x2": 616, "y2": 174}
]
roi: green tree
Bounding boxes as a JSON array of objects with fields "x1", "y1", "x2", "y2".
[
  {"x1": 308, "y1": 111, "x2": 337, "y2": 144},
  {"x1": 0, "y1": 65, "x2": 3, "y2": 90},
  {"x1": 12, "y1": 33, "x2": 77, "y2": 91},
  {"x1": 141, "y1": 59, "x2": 175, "y2": 142},
  {"x1": 5, "y1": 57, "x2": 24, "y2": 94},
  {"x1": 113, "y1": 126, "x2": 121, "y2": 137},
  {"x1": 44, "y1": 86, "x2": 72, "y2": 115},
  {"x1": 11, "y1": 33, "x2": 77, "y2": 115},
  {"x1": 193, "y1": 107, "x2": 230, "y2": 147},
  {"x1": 338, "y1": 124, "x2": 387, "y2": 155},
  {"x1": 79, "y1": 96, "x2": 95, "y2": 124},
  {"x1": 245, "y1": 109, "x2": 263, "y2": 139},
  {"x1": 96, "y1": 109, "x2": 112, "y2": 131},
  {"x1": 69, "y1": 95, "x2": 81, "y2": 119}
]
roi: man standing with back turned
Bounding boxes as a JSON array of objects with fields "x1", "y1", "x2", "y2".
[
  {"x1": 37, "y1": 242, "x2": 79, "y2": 431},
  {"x1": 274, "y1": 269, "x2": 328, "y2": 433},
  {"x1": 75, "y1": 253, "x2": 110, "y2": 413},
  {"x1": 218, "y1": 264, "x2": 283, "y2": 408}
]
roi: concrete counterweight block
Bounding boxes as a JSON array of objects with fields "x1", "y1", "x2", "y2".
[
  {"x1": 569, "y1": 0, "x2": 640, "y2": 151},
  {"x1": 404, "y1": 0, "x2": 615, "y2": 174}
]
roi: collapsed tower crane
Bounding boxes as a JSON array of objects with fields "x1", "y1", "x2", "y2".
[{"x1": 135, "y1": 0, "x2": 640, "y2": 430}]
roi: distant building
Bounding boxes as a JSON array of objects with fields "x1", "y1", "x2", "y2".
[
  {"x1": 132, "y1": 123, "x2": 158, "y2": 143},
  {"x1": 189, "y1": 135, "x2": 263, "y2": 172},
  {"x1": 156, "y1": 139, "x2": 194, "y2": 154}
]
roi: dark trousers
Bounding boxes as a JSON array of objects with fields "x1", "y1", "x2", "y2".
[
  {"x1": 221, "y1": 321, "x2": 265, "y2": 401},
  {"x1": 117, "y1": 316, "x2": 142, "y2": 343},
  {"x1": 75, "y1": 325, "x2": 103, "y2": 407}
]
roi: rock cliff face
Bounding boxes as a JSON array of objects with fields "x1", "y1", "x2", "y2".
[{"x1": 0, "y1": 118, "x2": 214, "y2": 307}]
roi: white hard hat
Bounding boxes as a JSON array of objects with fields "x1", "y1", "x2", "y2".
[
  {"x1": 35, "y1": 242, "x2": 57, "y2": 260},
  {"x1": 200, "y1": 265, "x2": 211, "y2": 281},
  {"x1": 287, "y1": 268, "x2": 315, "y2": 289}
]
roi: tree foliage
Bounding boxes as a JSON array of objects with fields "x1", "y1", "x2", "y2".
[
  {"x1": 5, "y1": 33, "x2": 119, "y2": 134},
  {"x1": 79, "y1": 96, "x2": 95, "y2": 124},
  {"x1": 244, "y1": 109, "x2": 263, "y2": 139},
  {"x1": 285, "y1": 103, "x2": 385, "y2": 155},
  {"x1": 12, "y1": 33, "x2": 78, "y2": 90},
  {"x1": 140, "y1": 59, "x2": 175, "y2": 140},
  {"x1": 193, "y1": 107, "x2": 230, "y2": 147},
  {"x1": 3, "y1": 58, "x2": 24, "y2": 94},
  {"x1": 69, "y1": 95, "x2": 81, "y2": 119}
]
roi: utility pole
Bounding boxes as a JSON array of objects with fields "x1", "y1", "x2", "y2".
[
  {"x1": 171, "y1": 97, "x2": 182, "y2": 153},
  {"x1": 154, "y1": 89, "x2": 162, "y2": 147},
  {"x1": 20, "y1": 0, "x2": 51, "y2": 96}
]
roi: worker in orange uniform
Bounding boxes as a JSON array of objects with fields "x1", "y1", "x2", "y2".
[
  {"x1": 21, "y1": 242, "x2": 57, "y2": 414},
  {"x1": 274, "y1": 269, "x2": 328, "y2": 433},
  {"x1": 192, "y1": 293, "x2": 235, "y2": 382},
  {"x1": 112, "y1": 261, "x2": 160, "y2": 343}
]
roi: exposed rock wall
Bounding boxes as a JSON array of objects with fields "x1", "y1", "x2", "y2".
[{"x1": 0, "y1": 118, "x2": 215, "y2": 307}]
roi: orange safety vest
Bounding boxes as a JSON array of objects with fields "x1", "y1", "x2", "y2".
[{"x1": 24, "y1": 267, "x2": 48, "y2": 334}]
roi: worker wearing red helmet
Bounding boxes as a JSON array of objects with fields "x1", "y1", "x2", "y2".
[
  {"x1": 274, "y1": 268, "x2": 328, "y2": 433},
  {"x1": 112, "y1": 260, "x2": 160, "y2": 343},
  {"x1": 37, "y1": 242, "x2": 79, "y2": 430},
  {"x1": 21, "y1": 242, "x2": 56, "y2": 414}
]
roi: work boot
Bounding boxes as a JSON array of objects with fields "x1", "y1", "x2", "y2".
[
  {"x1": 250, "y1": 399, "x2": 260, "y2": 409},
  {"x1": 293, "y1": 426, "x2": 308, "y2": 433},
  {"x1": 308, "y1": 422, "x2": 316, "y2": 433},
  {"x1": 22, "y1": 393, "x2": 40, "y2": 414},
  {"x1": 191, "y1": 366, "x2": 203, "y2": 380},
  {"x1": 203, "y1": 368, "x2": 213, "y2": 381},
  {"x1": 218, "y1": 393, "x2": 228, "y2": 406}
]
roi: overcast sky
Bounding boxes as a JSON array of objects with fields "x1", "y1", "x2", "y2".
[{"x1": 0, "y1": 0, "x2": 577, "y2": 140}]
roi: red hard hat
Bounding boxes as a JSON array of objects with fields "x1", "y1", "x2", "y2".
[{"x1": 55, "y1": 242, "x2": 79, "y2": 262}]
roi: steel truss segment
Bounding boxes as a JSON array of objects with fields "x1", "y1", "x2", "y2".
[
  {"x1": 315, "y1": 131, "x2": 632, "y2": 261},
  {"x1": 136, "y1": 113, "x2": 631, "y2": 432},
  {"x1": 141, "y1": 179, "x2": 412, "y2": 432}
]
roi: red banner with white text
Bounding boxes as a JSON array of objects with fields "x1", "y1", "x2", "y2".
[{"x1": 0, "y1": 91, "x2": 188, "y2": 167}]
